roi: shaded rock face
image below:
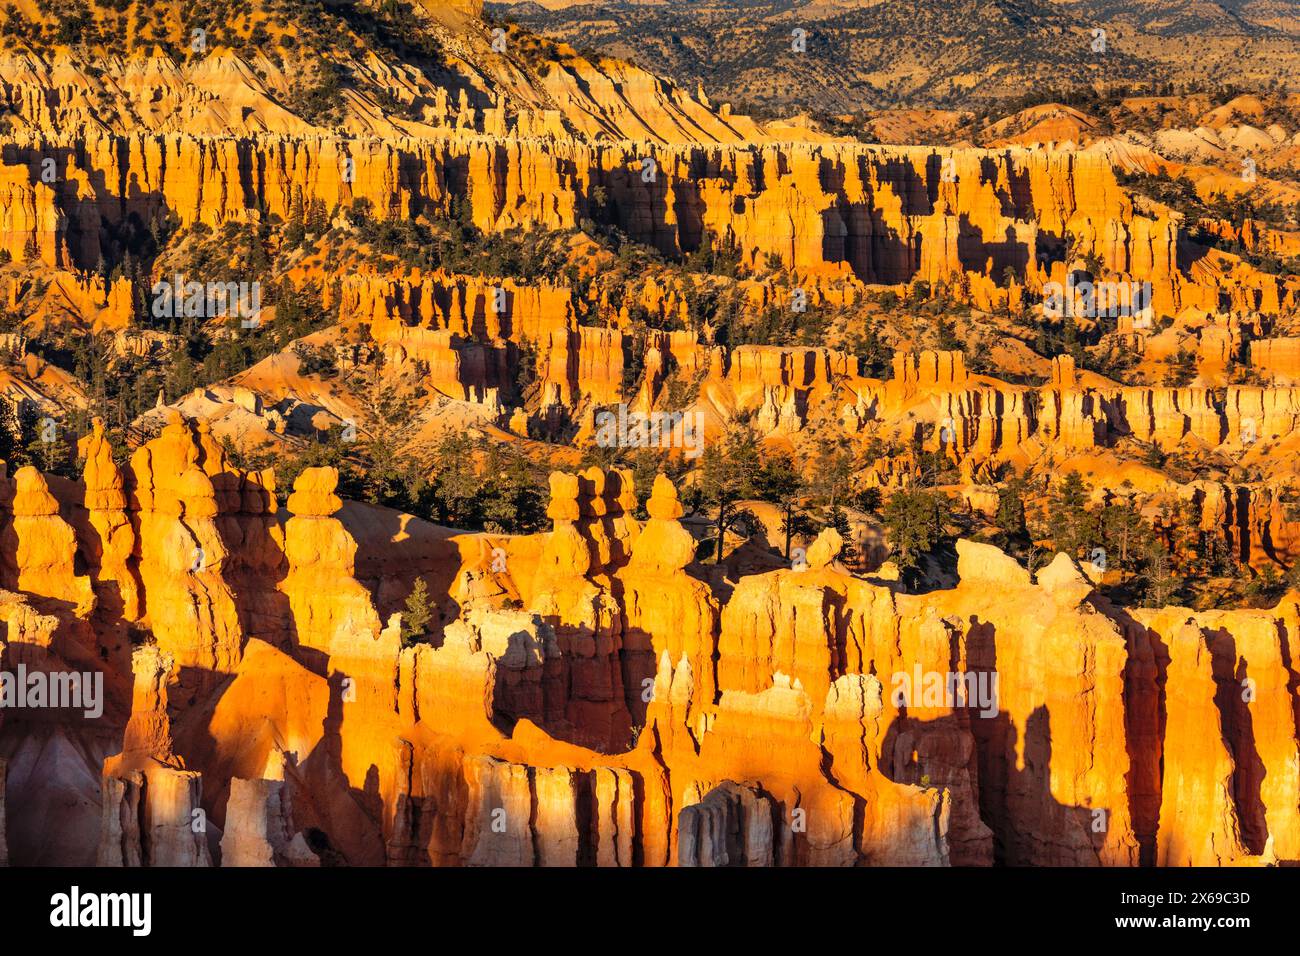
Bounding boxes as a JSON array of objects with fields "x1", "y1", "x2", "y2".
[
  {"x1": 456, "y1": 756, "x2": 639, "y2": 867},
  {"x1": 1133, "y1": 606, "x2": 1300, "y2": 866},
  {"x1": 678, "y1": 782, "x2": 775, "y2": 867},
  {"x1": 98, "y1": 645, "x2": 212, "y2": 868},
  {"x1": 220, "y1": 777, "x2": 319, "y2": 868},
  {"x1": 98, "y1": 769, "x2": 211, "y2": 868},
  {"x1": 0, "y1": 432, "x2": 1298, "y2": 867}
]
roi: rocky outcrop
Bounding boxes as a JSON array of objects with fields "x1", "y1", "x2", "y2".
[
  {"x1": 525, "y1": 471, "x2": 633, "y2": 750},
  {"x1": 678, "y1": 781, "x2": 775, "y2": 866},
  {"x1": 459, "y1": 754, "x2": 642, "y2": 867},
  {"x1": 98, "y1": 645, "x2": 212, "y2": 867},
  {"x1": 2, "y1": 466, "x2": 93, "y2": 614},
  {"x1": 1153, "y1": 623, "x2": 1254, "y2": 866},
  {"x1": 341, "y1": 271, "x2": 574, "y2": 345},
  {"x1": 3, "y1": 0, "x2": 1299, "y2": 874},
  {"x1": 400, "y1": 604, "x2": 556, "y2": 734},
  {"x1": 81, "y1": 418, "x2": 141, "y2": 622},
  {"x1": 1252, "y1": 337, "x2": 1300, "y2": 383},
  {"x1": 128, "y1": 415, "x2": 244, "y2": 692},
  {"x1": 620, "y1": 475, "x2": 716, "y2": 731},
  {"x1": 0, "y1": 423, "x2": 1293, "y2": 867},
  {"x1": 3, "y1": 132, "x2": 1291, "y2": 331},
  {"x1": 220, "y1": 776, "x2": 319, "y2": 868},
  {"x1": 1132, "y1": 601, "x2": 1300, "y2": 866}
]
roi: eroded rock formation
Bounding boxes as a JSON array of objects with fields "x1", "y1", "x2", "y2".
[{"x1": 0, "y1": 426, "x2": 1291, "y2": 866}]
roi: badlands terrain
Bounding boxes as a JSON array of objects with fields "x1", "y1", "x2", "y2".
[
  {"x1": 499, "y1": 0, "x2": 1300, "y2": 117},
  {"x1": 0, "y1": 0, "x2": 1297, "y2": 868}
]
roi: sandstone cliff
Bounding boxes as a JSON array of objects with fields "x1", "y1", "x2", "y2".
[{"x1": 0, "y1": 431, "x2": 1291, "y2": 866}]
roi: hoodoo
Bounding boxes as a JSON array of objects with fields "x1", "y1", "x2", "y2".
[{"x1": 0, "y1": 0, "x2": 1296, "y2": 889}]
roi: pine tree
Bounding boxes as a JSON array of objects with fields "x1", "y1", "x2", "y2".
[
  {"x1": 810, "y1": 440, "x2": 854, "y2": 514},
  {"x1": 0, "y1": 397, "x2": 20, "y2": 466},
  {"x1": 829, "y1": 507, "x2": 858, "y2": 564},
  {"x1": 883, "y1": 488, "x2": 949, "y2": 577},
  {"x1": 1142, "y1": 540, "x2": 1182, "y2": 608},
  {"x1": 699, "y1": 420, "x2": 763, "y2": 563},
  {"x1": 1047, "y1": 471, "x2": 1092, "y2": 558},
  {"x1": 757, "y1": 453, "x2": 805, "y2": 559},
  {"x1": 995, "y1": 476, "x2": 1029, "y2": 550},
  {"x1": 284, "y1": 195, "x2": 306, "y2": 248},
  {"x1": 401, "y1": 578, "x2": 434, "y2": 647}
]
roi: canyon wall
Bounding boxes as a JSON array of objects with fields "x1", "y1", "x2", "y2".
[
  {"x1": 0, "y1": 420, "x2": 1295, "y2": 866},
  {"x1": 0, "y1": 134, "x2": 1291, "y2": 321}
]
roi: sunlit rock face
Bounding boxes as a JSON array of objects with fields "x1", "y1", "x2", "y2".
[
  {"x1": 0, "y1": 0, "x2": 1297, "y2": 871},
  {"x1": 5, "y1": 133, "x2": 1289, "y2": 319},
  {"x1": 0, "y1": 437, "x2": 1291, "y2": 867}
]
